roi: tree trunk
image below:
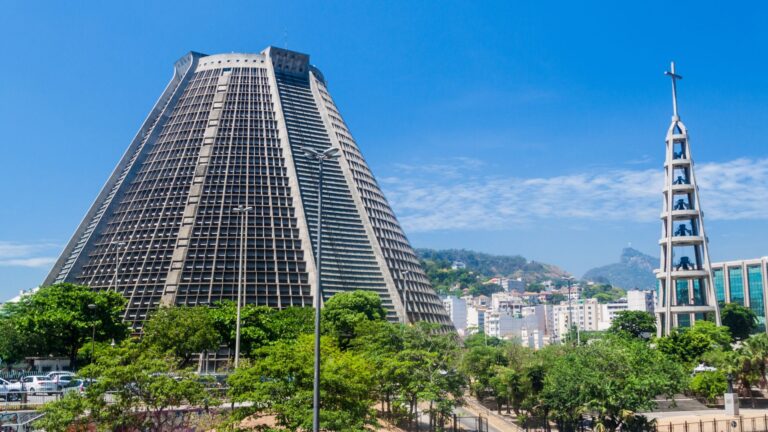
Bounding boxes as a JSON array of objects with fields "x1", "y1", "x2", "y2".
[{"x1": 69, "y1": 346, "x2": 78, "y2": 370}]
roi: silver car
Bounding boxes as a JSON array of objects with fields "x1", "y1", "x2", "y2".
[
  {"x1": 18, "y1": 376, "x2": 57, "y2": 395},
  {"x1": 0, "y1": 378, "x2": 22, "y2": 401},
  {"x1": 46, "y1": 371, "x2": 76, "y2": 390}
]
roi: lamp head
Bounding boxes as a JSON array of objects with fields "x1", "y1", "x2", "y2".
[{"x1": 322, "y1": 147, "x2": 341, "y2": 159}]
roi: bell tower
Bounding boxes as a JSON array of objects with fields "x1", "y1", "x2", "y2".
[{"x1": 656, "y1": 62, "x2": 721, "y2": 336}]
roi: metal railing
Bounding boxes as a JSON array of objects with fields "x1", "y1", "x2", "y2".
[
  {"x1": 656, "y1": 415, "x2": 768, "y2": 432},
  {"x1": 453, "y1": 414, "x2": 490, "y2": 432}
]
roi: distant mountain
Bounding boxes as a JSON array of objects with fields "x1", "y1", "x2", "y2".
[
  {"x1": 582, "y1": 248, "x2": 657, "y2": 290},
  {"x1": 416, "y1": 248, "x2": 569, "y2": 282}
]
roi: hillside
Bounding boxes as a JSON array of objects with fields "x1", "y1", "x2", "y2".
[
  {"x1": 582, "y1": 247, "x2": 657, "y2": 290},
  {"x1": 417, "y1": 248, "x2": 569, "y2": 288}
]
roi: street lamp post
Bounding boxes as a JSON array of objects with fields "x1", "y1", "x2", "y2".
[
  {"x1": 301, "y1": 145, "x2": 341, "y2": 432},
  {"x1": 232, "y1": 205, "x2": 253, "y2": 369},
  {"x1": 111, "y1": 241, "x2": 126, "y2": 293},
  {"x1": 87, "y1": 303, "x2": 96, "y2": 382}
]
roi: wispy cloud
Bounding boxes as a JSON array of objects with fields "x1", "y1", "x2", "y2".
[
  {"x1": 383, "y1": 158, "x2": 768, "y2": 232},
  {"x1": 0, "y1": 241, "x2": 59, "y2": 268}
]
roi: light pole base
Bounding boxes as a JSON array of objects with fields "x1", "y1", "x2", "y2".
[{"x1": 724, "y1": 392, "x2": 739, "y2": 416}]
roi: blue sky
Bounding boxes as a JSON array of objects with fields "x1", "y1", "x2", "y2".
[{"x1": 2, "y1": 1, "x2": 768, "y2": 300}]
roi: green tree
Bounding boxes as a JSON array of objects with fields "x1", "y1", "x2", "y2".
[
  {"x1": 542, "y1": 338, "x2": 685, "y2": 432},
  {"x1": 608, "y1": 311, "x2": 656, "y2": 338},
  {"x1": 209, "y1": 303, "x2": 314, "y2": 358},
  {"x1": 322, "y1": 290, "x2": 386, "y2": 347},
  {"x1": 268, "y1": 306, "x2": 314, "y2": 341},
  {"x1": 228, "y1": 334, "x2": 375, "y2": 432},
  {"x1": 489, "y1": 365, "x2": 528, "y2": 415},
  {"x1": 742, "y1": 333, "x2": 768, "y2": 387},
  {"x1": 721, "y1": 303, "x2": 758, "y2": 341},
  {"x1": 656, "y1": 321, "x2": 731, "y2": 366},
  {"x1": 141, "y1": 306, "x2": 222, "y2": 368},
  {"x1": 689, "y1": 370, "x2": 727, "y2": 405},
  {"x1": 462, "y1": 344, "x2": 507, "y2": 401},
  {"x1": 687, "y1": 320, "x2": 732, "y2": 350},
  {"x1": 0, "y1": 318, "x2": 24, "y2": 365},
  {"x1": 36, "y1": 339, "x2": 216, "y2": 432},
  {"x1": 350, "y1": 320, "x2": 407, "y2": 417},
  {"x1": 463, "y1": 332, "x2": 505, "y2": 348},
  {"x1": 3, "y1": 283, "x2": 128, "y2": 368},
  {"x1": 209, "y1": 302, "x2": 274, "y2": 357}
]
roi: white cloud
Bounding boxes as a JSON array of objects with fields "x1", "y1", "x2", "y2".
[
  {"x1": 383, "y1": 158, "x2": 768, "y2": 232},
  {"x1": 0, "y1": 242, "x2": 59, "y2": 268},
  {"x1": 0, "y1": 257, "x2": 57, "y2": 268}
]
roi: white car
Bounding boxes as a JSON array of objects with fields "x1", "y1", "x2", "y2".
[
  {"x1": 46, "y1": 371, "x2": 76, "y2": 389},
  {"x1": 17, "y1": 376, "x2": 57, "y2": 395},
  {"x1": 0, "y1": 378, "x2": 22, "y2": 401}
]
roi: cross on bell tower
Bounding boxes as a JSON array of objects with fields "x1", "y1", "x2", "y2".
[
  {"x1": 665, "y1": 62, "x2": 683, "y2": 119},
  {"x1": 656, "y1": 61, "x2": 721, "y2": 336}
]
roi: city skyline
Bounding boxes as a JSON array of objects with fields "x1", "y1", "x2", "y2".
[{"x1": 4, "y1": 1, "x2": 768, "y2": 299}]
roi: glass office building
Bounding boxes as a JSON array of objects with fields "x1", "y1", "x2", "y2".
[
  {"x1": 711, "y1": 258, "x2": 768, "y2": 333},
  {"x1": 44, "y1": 47, "x2": 451, "y2": 329}
]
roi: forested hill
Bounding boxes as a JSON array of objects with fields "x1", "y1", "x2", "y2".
[{"x1": 416, "y1": 248, "x2": 568, "y2": 281}]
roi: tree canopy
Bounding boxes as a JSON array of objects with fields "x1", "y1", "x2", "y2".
[
  {"x1": 141, "y1": 306, "x2": 222, "y2": 368},
  {"x1": 721, "y1": 303, "x2": 758, "y2": 341},
  {"x1": 608, "y1": 310, "x2": 656, "y2": 338},
  {"x1": 322, "y1": 290, "x2": 386, "y2": 347},
  {"x1": 0, "y1": 283, "x2": 129, "y2": 367}
]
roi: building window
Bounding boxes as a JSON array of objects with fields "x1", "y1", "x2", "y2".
[
  {"x1": 748, "y1": 265, "x2": 765, "y2": 332},
  {"x1": 729, "y1": 267, "x2": 745, "y2": 305},
  {"x1": 676, "y1": 279, "x2": 689, "y2": 306},
  {"x1": 713, "y1": 268, "x2": 725, "y2": 303}
]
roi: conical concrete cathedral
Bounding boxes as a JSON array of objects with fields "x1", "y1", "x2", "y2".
[
  {"x1": 656, "y1": 62, "x2": 720, "y2": 336},
  {"x1": 45, "y1": 47, "x2": 451, "y2": 329}
]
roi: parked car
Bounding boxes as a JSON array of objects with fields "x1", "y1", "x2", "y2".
[
  {"x1": 62, "y1": 379, "x2": 91, "y2": 395},
  {"x1": 17, "y1": 376, "x2": 57, "y2": 395},
  {"x1": 46, "y1": 371, "x2": 76, "y2": 389},
  {"x1": 6, "y1": 379, "x2": 24, "y2": 392},
  {"x1": 0, "y1": 378, "x2": 22, "y2": 401}
]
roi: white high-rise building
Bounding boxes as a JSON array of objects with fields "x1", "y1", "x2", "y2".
[
  {"x1": 598, "y1": 301, "x2": 629, "y2": 330},
  {"x1": 627, "y1": 290, "x2": 655, "y2": 313},
  {"x1": 552, "y1": 299, "x2": 600, "y2": 342},
  {"x1": 467, "y1": 305, "x2": 487, "y2": 335},
  {"x1": 442, "y1": 296, "x2": 468, "y2": 335},
  {"x1": 491, "y1": 292, "x2": 524, "y2": 316}
]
